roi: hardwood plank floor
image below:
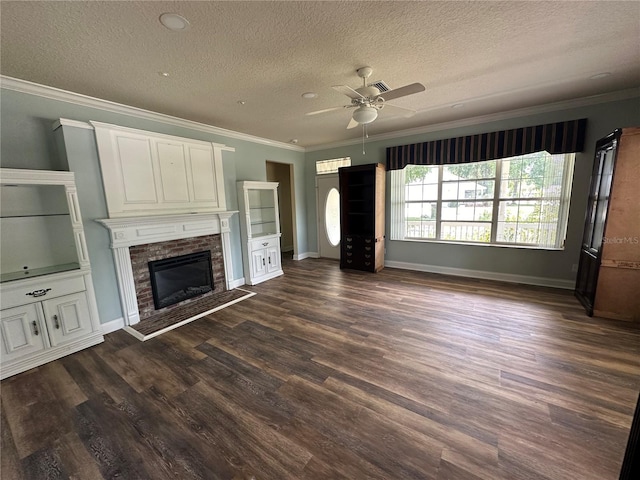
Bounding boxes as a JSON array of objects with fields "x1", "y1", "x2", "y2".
[{"x1": 2, "y1": 257, "x2": 639, "y2": 479}]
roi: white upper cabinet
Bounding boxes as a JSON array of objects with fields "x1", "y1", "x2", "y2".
[{"x1": 91, "y1": 121, "x2": 227, "y2": 217}]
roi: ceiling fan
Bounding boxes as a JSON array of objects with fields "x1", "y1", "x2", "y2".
[{"x1": 306, "y1": 66, "x2": 425, "y2": 129}]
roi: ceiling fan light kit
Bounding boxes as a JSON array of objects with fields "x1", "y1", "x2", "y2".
[
  {"x1": 352, "y1": 105, "x2": 378, "y2": 124},
  {"x1": 306, "y1": 66, "x2": 425, "y2": 129}
]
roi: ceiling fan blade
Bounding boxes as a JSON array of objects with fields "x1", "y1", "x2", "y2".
[
  {"x1": 378, "y1": 83, "x2": 425, "y2": 101},
  {"x1": 305, "y1": 105, "x2": 348, "y2": 116},
  {"x1": 333, "y1": 85, "x2": 365, "y2": 99},
  {"x1": 346, "y1": 117, "x2": 359, "y2": 129},
  {"x1": 381, "y1": 103, "x2": 417, "y2": 118}
]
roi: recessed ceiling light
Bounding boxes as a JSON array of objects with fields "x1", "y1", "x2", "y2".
[
  {"x1": 158, "y1": 72, "x2": 170, "y2": 77},
  {"x1": 302, "y1": 92, "x2": 318, "y2": 99},
  {"x1": 451, "y1": 103, "x2": 464, "y2": 109},
  {"x1": 237, "y1": 100, "x2": 246, "y2": 105},
  {"x1": 159, "y1": 13, "x2": 190, "y2": 31},
  {"x1": 290, "y1": 139, "x2": 299, "y2": 144},
  {"x1": 590, "y1": 72, "x2": 611, "y2": 80}
]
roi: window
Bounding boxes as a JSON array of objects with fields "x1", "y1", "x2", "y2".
[
  {"x1": 316, "y1": 157, "x2": 351, "y2": 175},
  {"x1": 391, "y1": 151, "x2": 575, "y2": 248}
]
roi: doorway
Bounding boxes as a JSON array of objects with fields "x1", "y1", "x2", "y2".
[
  {"x1": 316, "y1": 173, "x2": 340, "y2": 259},
  {"x1": 265, "y1": 161, "x2": 296, "y2": 258}
]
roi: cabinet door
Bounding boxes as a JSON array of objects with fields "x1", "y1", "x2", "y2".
[
  {"x1": 112, "y1": 133, "x2": 159, "y2": 206},
  {"x1": 251, "y1": 249, "x2": 268, "y2": 279},
  {"x1": 42, "y1": 292, "x2": 93, "y2": 347},
  {"x1": 155, "y1": 140, "x2": 190, "y2": 203},
  {"x1": 266, "y1": 247, "x2": 281, "y2": 273},
  {"x1": 0, "y1": 303, "x2": 47, "y2": 362},
  {"x1": 188, "y1": 145, "x2": 220, "y2": 206}
]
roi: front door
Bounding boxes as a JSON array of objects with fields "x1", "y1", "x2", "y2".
[{"x1": 317, "y1": 174, "x2": 340, "y2": 259}]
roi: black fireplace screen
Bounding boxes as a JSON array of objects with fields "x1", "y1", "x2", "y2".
[{"x1": 148, "y1": 251, "x2": 214, "y2": 310}]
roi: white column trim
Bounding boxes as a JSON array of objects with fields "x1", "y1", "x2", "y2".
[{"x1": 112, "y1": 246, "x2": 141, "y2": 325}]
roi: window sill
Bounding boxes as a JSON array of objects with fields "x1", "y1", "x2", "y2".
[{"x1": 395, "y1": 237, "x2": 565, "y2": 251}]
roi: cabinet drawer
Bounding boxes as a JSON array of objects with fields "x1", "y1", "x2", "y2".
[
  {"x1": 1, "y1": 275, "x2": 86, "y2": 310},
  {"x1": 250, "y1": 237, "x2": 279, "y2": 252}
]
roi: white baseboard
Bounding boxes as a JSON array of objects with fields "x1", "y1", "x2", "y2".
[
  {"x1": 384, "y1": 260, "x2": 575, "y2": 290},
  {"x1": 229, "y1": 278, "x2": 246, "y2": 288},
  {"x1": 293, "y1": 252, "x2": 319, "y2": 261},
  {"x1": 101, "y1": 317, "x2": 125, "y2": 334}
]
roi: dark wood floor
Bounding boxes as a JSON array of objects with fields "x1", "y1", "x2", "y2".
[{"x1": 2, "y1": 258, "x2": 640, "y2": 480}]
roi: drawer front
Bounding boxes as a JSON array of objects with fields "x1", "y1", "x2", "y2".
[
  {"x1": 1, "y1": 275, "x2": 86, "y2": 310},
  {"x1": 250, "y1": 237, "x2": 279, "y2": 252}
]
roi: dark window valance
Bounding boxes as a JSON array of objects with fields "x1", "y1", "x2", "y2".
[{"x1": 386, "y1": 118, "x2": 587, "y2": 170}]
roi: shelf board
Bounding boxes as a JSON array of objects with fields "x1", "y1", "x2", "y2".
[
  {"x1": 0, "y1": 213, "x2": 70, "y2": 219},
  {"x1": 1, "y1": 263, "x2": 81, "y2": 283}
]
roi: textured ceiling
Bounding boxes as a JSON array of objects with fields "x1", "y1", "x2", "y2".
[{"x1": 1, "y1": 1, "x2": 639, "y2": 148}]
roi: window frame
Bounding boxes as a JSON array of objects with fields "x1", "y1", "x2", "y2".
[{"x1": 390, "y1": 152, "x2": 575, "y2": 249}]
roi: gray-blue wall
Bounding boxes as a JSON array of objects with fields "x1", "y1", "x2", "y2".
[
  {"x1": 2, "y1": 83, "x2": 638, "y2": 324},
  {"x1": 1, "y1": 87, "x2": 307, "y2": 324},
  {"x1": 305, "y1": 97, "x2": 640, "y2": 285}
]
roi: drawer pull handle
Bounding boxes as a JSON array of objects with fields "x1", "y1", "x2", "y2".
[
  {"x1": 54, "y1": 315, "x2": 60, "y2": 329},
  {"x1": 346, "y1": 252, "x2": 352, "y2": 257},
  {"x1": 26, "y1": 288, "x2": 51, "y2": 298},
  {"x1": 365, "y1": 254, "x2": 371, "y2": 259},
  {"x1": 365, "y1": 247, "x2": 372, "y2": 251},
  {"x1": 32, "y1": 321, "x2": 39, "y2": 336},
  {"x1": 346, "y1": 245, "x2": 353, "y2": 250},
  {"x1": 347, "y1": 259, "x2": 353, "y2": 264},
  {"x1": 262, "y1": 258, "x2": 266, "y2": 266},
  {"x1": 365, "y1": 262, "x2": 371, "y2": 266},
  {"x1": 346, "y1": 237, "x2": 353, "y2": 242},
  {"x1": 262, "y1": 242, "x2": 269, "y2": 246},
  {"x1": 365, "y1": 239, "x2": 372, "y2": 244}
]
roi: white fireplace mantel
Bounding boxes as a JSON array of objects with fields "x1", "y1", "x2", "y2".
[{"x1": 97, "y1": 212, "x2": 237, "y2": 326}]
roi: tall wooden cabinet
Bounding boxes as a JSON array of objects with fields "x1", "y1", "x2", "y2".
[
  {"x1": 237, "y1": 181, "x2": 284, "y2": 285},
  {"x1": 339, "y1": 163, "x2": 386, "y2": 272},
  {"x1": 0, "y1": 169, "x2": 104, "y2": 379},
  {"x1": 575, "y1": 128, "x2": 640, "y2": 321}
]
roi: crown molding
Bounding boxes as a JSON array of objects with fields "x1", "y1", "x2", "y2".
[
  {"x1": 4, "y1": 75, "x2": 637, "y2": 155},
  {"x1": 305, "y1": 87, "x2": 640, "y2": 152},
  {"x1": 52, "y1": 118, "x2": 94, "y2": 130},
  {"x1": 1, "y1": 75, "x2": 305, "y2": 152}
]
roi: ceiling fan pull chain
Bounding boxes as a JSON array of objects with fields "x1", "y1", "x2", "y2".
[{"x1": 362, "y1": 124, "x2": 366, "y2": 155}]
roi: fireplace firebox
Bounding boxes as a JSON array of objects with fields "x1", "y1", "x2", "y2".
[{"x1": 148, "y1": 251, "x2": 214, "y2": 310}]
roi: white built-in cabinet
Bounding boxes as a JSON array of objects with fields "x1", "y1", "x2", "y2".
[
  {"x1": 0, "y1": 169, "x2": 103, "y2": 380},
  {"x1": 91, "y1": 121, "x2": 227, "y2": 217},
  {"x1": 237, "y1": 181, "x2": 283, "y2": 285}
]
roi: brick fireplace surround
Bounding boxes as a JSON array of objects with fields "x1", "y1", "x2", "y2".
[
  {"x1": 130, "y1": 234, "x2": 226, "y2": 321},
  {"x1": 97, "y1": 212, "x2": 238, "y2": 335}
]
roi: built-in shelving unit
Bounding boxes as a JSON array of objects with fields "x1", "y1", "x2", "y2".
[
  {"x1": 339, "y1": 163, "x2": 386, "y2": 272},
  {"x1": 0, "y1": 168, "x2": 103, "y2": 379},
  {"x1": 237, "y1": 181, "x2": 283, "y2": 285}
]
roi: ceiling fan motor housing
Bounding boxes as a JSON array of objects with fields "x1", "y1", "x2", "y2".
[{"x1": 355, "y1": 85, "x2": 381, "y2": 98}]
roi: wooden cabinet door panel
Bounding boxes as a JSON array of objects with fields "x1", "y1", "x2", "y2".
[
  {"x1": 0, "y1": 303, "x2": 47, "y2": 362},
  {"x1": 156, "y1": 141, "x2": 190, "y2": 203},
  {"x1": 188, "y1": 146, "x2": 219, "y2": 205},
  {"x1": 251, "y1": 250, "x2": 267, "y2": 279},
  {"x1": 42, "y1": 292, "x2": 92, "y2": 347},
  {"x1": 114, "y1": 134, "x2": 158, "y2": 204},
  {"x1": 266, "y1": 247, "x2": 280, "y2": 273}
]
